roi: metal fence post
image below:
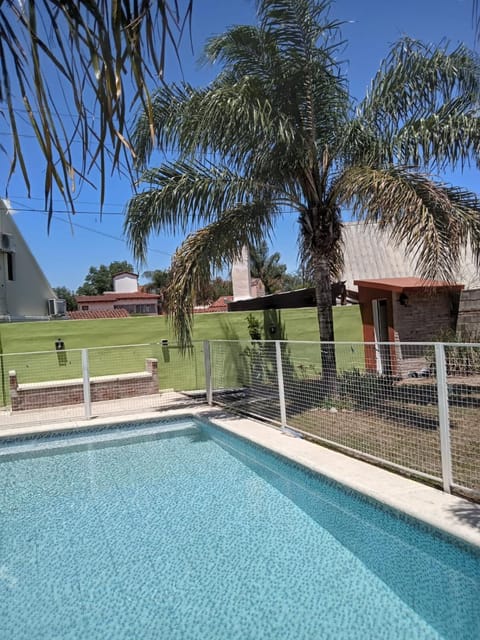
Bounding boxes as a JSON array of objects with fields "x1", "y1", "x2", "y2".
[
  {"x1": 82, "y1": 348, "x2": 92, "y2": 419},
  {"x1": 203, "y1": 341, "x2": 213, "y2": 405},
  {"x1": 435, "y1": 343, "x2": 453, "y2": 493},
  {"x1": 275, "y1": 340, "x2": 287, "y2": 429}
]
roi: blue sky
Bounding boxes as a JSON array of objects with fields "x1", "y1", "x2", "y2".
[{"x1": 0, "y1": 0, "x2": 476, "y2": 291}]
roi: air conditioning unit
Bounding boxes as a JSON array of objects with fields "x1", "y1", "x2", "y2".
[
  {"x1": 0, "y1": 233, "x2": 15, "y2": 253},
  {"x1": 48, "y1": 298, "x2": 67, "y2": 316}
]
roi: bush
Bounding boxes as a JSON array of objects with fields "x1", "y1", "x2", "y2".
[
  {"x1": 426, "y1": 329, "x2": 480, "y2": 376},
  {"x1": 338, "y1": 369, "x2": 394, "y2": 411}
]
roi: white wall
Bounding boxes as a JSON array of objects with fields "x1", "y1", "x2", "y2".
[
  {"x1": 231, "y1": 246, "x2": 252, "y2": 301},
  {"x1": 0, "y1": 200, "x2": 56, "y2": 318},
  {"x1": 113, "y1": 272, "x2": 138, "y2": 293}
]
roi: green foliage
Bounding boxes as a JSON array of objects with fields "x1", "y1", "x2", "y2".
[
  {"x1": 338, "y1": 369, "x2": 394, "y2": 411},
  {"x1": 246, "y1": 314, "x2": 262, "y2": 340},
  {"x1": 52, "y1": 287, "x2": 78, "y2": 311},
  {"x1": 142, "y1": 269, "x2": 172, "y2": 294},
  {"x1": 0, "y1": 1, "x2": 192, "y2": 220},
  {"x1": 250, "y1": 241, "x2": 287, "y2": 293},
  {"x1": 76, "y1": 260, "x2": 134, "y2": 296},
  {"x1": 426, "y1": 328, "x2": 480, "y2": 376},
  {"x1": 282, "y1": 270, "x2": 314, "y2": 291},
  {"x1": 196, "y1": 277, "x2": 233, "y2": 305}
]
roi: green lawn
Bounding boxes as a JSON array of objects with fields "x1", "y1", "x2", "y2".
[
  {"x1": 0, "y1": 306, "x2": 362, "y2": 405},
  {"x1": 0, "y1": 305, "x2": 362, "y2": 353}
]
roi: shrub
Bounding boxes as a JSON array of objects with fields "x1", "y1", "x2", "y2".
[{"x1": 338, "y1": 369, "x2": 394, "y2": 411}]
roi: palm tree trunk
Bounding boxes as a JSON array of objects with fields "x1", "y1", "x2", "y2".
[{"x1": 313, "y1": 253, "x2": 337, "y2": 387}]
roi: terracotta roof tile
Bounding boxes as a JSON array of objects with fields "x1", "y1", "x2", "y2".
[{"x1": 68, "y1": 309, "x2": 130, "y2": 320}]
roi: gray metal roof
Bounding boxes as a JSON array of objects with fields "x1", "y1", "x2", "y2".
[{"x1": 341, "y1": 222, "x2": 480, "y2": 292}]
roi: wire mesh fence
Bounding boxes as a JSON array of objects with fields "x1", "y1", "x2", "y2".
[
  {"x1": 209, "y1": 339, "x2": 480, "y2": 499},
  {"x1": 0, "y1": 342, "x2": 207, "y2": 429},
  {"x1": 442, "y1": 342, "x2": 480, "y2": 495}
]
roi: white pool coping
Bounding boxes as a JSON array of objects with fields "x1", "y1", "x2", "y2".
[{"x1": 1, "y1": 405, "x2": 479, "y2": 550}]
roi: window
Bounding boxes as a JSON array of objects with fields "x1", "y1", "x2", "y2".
[
  {"x1": 81, "y1": 305, "x2": 89, "y2": 311},
  {"x1": 6, "y1": 253, "x2": 14, "y2": 281}
]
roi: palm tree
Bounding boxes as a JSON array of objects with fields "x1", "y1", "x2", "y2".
[
  {"x1": 0, "y1": 1, "x2": 192, "y2": 220},
  {"x1": 250, "y1": 241, "x2": 287, "y2": 294},
  {"x1": 125, "y1": 0, "x2": 480, "y2": 381}
]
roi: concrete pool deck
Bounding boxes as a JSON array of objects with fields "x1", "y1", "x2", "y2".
[{"x1": 1, "y1": 403, "x2": 479, "y2": 550}]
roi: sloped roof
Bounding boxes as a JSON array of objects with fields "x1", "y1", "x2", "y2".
[
  {"x1": 342, "y1": 222, "x2": 480, "y2": 291},
  {"x1": 209, "y1": 295, "x2": 234, "y2": 309}
]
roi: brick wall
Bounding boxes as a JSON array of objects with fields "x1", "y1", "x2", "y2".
[
  {"x1": 392, "y1": 291, "x2": 456, "y2": 342},
  {"x1": 9, "y1": 358, "x2": 158, "y2": 411}
]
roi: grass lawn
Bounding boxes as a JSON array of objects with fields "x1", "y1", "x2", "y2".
[
  {"x1": 0, "y1": 306, "x2": 361, "y2": 404},
  {"x1": 0, "y1": 305, "x2": 362, "y2": 353}
]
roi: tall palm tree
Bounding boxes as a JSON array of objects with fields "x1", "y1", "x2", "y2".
[
  {"x1": 125, "y1": 0, "x2": 480, "y2": 380},
  {"x1": 250, "y1": 241, "x2": 287, "y2": 294},
  {"x1": 0, "y1": 1, "x2": 192, "y2": 220}
]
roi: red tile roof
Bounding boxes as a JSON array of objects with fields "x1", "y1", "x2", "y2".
[
  {"x1": 68, "y1": 309, "x2": 130, "y2": 320},
  {"x1": 194, "y1": 296, "x2": 234, "y2": 313}
]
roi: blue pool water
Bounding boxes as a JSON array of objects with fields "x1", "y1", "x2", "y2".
[{"x1": 0, "y1": 416, "x2": 479, "y2": 639}]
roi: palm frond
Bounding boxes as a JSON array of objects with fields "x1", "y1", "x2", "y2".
[
  {"x1": 0, "y1": 1, "x2": 192, "y2": 219},
  {"x1": 360, "y1": 38, "x2": 480, "y2": 131},
  {"x1": 167, "y1": 203, "x2": 277, "y2": 347},
  {"x1": 392, "y1": 106, "x2": 480, "y2": 171},
  {"x1": 125, "y1": 159, "x2": 280, "y2": 262}
]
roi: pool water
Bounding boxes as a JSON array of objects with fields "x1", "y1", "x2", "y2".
[{"x1": 0, "y1": 417, "x2": 478, "y2": 639}]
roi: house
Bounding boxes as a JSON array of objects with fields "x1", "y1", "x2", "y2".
[
  {"x1": 194, "y1": 296, "x2": 234, "y2": 313},
  {"x1": 229, "y1": 222, "x2": 480, "y2": 312},
  {"x1": 76, "y1": 272, "x2": 160, "y2": 316},
  {"x1": 355, "y1": 277, "x2": 464, "y2": 377},
  {"x1": 0, "y1": 199, "x2": 60, "y2": 321}
]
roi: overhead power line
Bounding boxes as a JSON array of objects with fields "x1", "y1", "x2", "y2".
[{"x1": 26, "y1": 211, "x2": 172, "y2": 258}]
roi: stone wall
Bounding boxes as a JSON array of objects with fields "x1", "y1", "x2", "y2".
[{"x1": 9, "y1": 358, "x2": 158, "y2": 411}]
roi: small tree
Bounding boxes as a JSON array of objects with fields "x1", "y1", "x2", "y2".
[
  {"x1": 250, "y1": 241, "x2": 287, "y2": 294},
  {"x1": 76, "y1": 261, "x2": 134, "y2": 296}
]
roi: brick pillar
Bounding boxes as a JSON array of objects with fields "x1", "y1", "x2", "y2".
[
  {"x1": 145, "y1": 358, "x2": 158, "y2": 392},
  {"x1": 8, "y1": 370, "x2": 19, "y2": 411}
]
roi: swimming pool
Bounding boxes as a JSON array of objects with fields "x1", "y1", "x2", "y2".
[{"x1": 0, "y1": 416, "x2": 478, "y2": 639}]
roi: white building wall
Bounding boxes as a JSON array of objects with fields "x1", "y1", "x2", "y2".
[
  {"x1": 0, "y1": 200, "x2": 56, "y2": 318},
  {"x1": 232, "y1": 246, "x2": 252, "y2": 301},
  {"x1": 113, "y1": 273, "x2": 138, "y2": 293}
]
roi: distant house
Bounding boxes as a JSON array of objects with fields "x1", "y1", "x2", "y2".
[
  {"x1": 0, "y1": 199, "x2": 60, "y2": 321},
  {"x1": 194, "y1": 295, "x2": 234, "y2": 314},
  {"x1": 76, "y1": 272, "x2": 160, "y2": 316}
]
